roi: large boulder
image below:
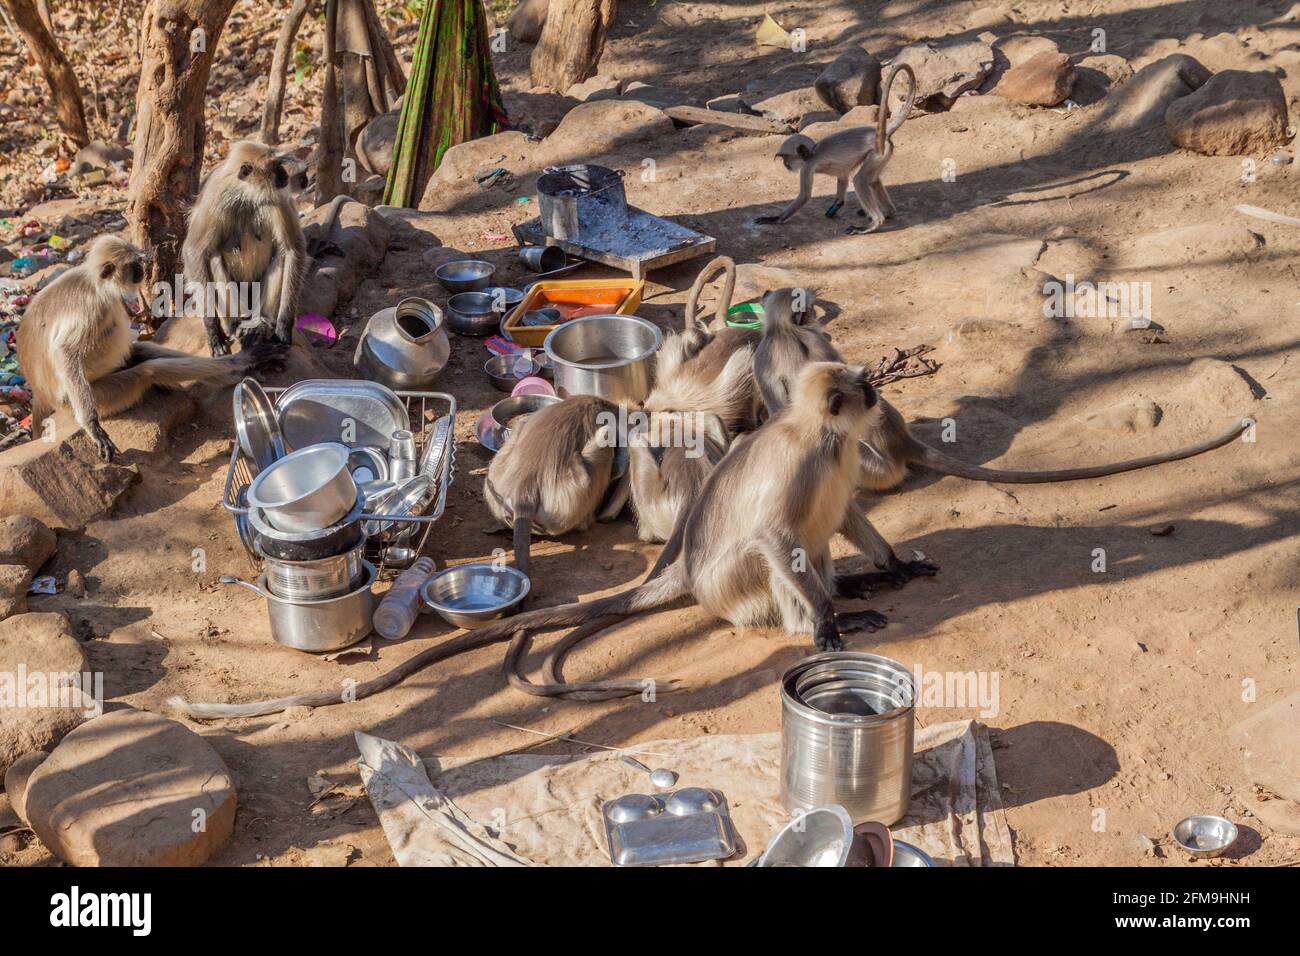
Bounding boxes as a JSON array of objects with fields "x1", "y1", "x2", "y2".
[
  {"x1": 995, "y1": 51, "x2": 1075, "y2": 106},
  {"x1": 0, "y1": 565, "x2": 32, "y2": 621},
  {"x1": 0, "y1": 417, "x2": 138, "y2": 530},
  {"x1": 4, "y1": 750, "x2": 47, "y2": 824},
  {"x1": 509, "y1": 0, "x2": 549, "y2": 43},
  {"x1": 298, "y1": 199, "x2": 392, "y2": 318},
  {"x1": 1098, "y1": 53, "x2": 1210, "y2": 132},
  {"x1": 891, "y1": 37, "x2": 995, "y2": 110},
  {"x1": 0, "y1": 612, "x2": 92, "y2": 779},
  {"x1": 1072, "y1": 53, "x2": 1134, "y2": 106},
  {"x1": 543, "y1": 98, "x2": 675, "y2": 157},
  {"x1": 23, "y1": 707, "x2": 237, "y2": 867},
  {"x1": 1166, "y1": 69, "x2": 1288, "y2": 155},
  {"x1": 815, "y1": 48, "x2": 882, "y2": 114},
  {"x1": 0, "y1": 515, "x2": 56, "y2": 574},
  {"x1": 417, "y1": 130, "x2": 535, "y2": 212},
  {"x1": 356, "y1": 108, "x2": 399, "y2": 177}
]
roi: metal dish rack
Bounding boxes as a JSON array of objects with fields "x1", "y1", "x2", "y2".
[{"x1": 222, "y1": 389, "x2": 457, "y2": 579}]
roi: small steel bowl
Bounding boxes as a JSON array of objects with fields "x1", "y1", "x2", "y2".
[
  {"x1": 446, "y1": 291, "x2": 502, "y2": 337},
  {"x1": 485, "y1": 352, "x2": 548, "y2": 392},
  {"x1": 490, "y1": 393, "x2": 562, "y2": 446},
  {"x1": 757, "y1": 805, "x2": 856, "y2": 867},
  {"x1": 1172, "y1": 815, "x2": 1239, "y2": 859},
  {"x1": 247, "y1": 443, "x2": 357, "y2": 534},
  {"x1": 890, "y1": 839, "x2": 935, "y2": 867},
  {"x1": 482, "y1": 286, "x2": 524, "y2": 312},
  {"x1": 420, "y1": 563, "x2": 531, "y2": 628},
  {"x1": 436, "y1": 259, "x2": 495, "y2": 293}
]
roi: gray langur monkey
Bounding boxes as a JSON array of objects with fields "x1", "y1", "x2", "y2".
[
  {"x1": 756, "y1": 63, "x2": 917, "y2": 234},
  {"x1": 483, "y1": 395, "x2": 625, "y2": 576},
  {"x1": 753, "y1": 286, "x2": 837, "y2": 416},
  {"x1": 182, "y1": 140, "x2": 307, "y2": 357},
  {"x1": 170, "y1": 362, "x2": 913, "y2": 719},
  {"x1": 629, "y1": 410, "x2": 732, "y2": 543},
  {"x1": 16, "y1": 235, "x2": 281, "y2": 462}
]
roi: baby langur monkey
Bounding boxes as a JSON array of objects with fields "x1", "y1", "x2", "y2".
[
  {"x1": 757, "y1": 63, "x2": 917, "y2": 234},
  {"x1": 182, "y1": 140, "x2": 307, "y2": 356},
  {"x1": 17, "y1": 235, "x2": 279, "y2": 462},
  {"x1": 170, "y1": 362, "x2": 906, "y2": 719},
  {"x1": 483, "y1": 395, "x2": 625, "y2": 576}
]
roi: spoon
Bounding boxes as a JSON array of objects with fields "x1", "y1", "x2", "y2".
[{"x1": 621, "y1": 756, "x2": 678, "y2": 790}]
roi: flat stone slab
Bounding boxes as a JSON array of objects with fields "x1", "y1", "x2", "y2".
[{"x1": 23, "y1": 707, "x2": 237, "y2": 866}]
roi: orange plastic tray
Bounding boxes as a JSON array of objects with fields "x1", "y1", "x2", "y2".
[{"x1": 502, "y1": 278, "x2": 645, "y2": 347}]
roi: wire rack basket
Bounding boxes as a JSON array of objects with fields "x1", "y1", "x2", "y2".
[{"x1": 222, "y1": 389, "x2": 457, "y2": 579}]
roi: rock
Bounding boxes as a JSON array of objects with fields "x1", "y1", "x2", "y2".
[
  {"x1": 1098, "y1": 53, "x2": 1210, "y2": 132},
  {"x1": 621, "y1": 81, "x2": 693, "y2": 110},
  {"x1": 355, "y1": 108, "x2": 399, "y2": 177},
  {"x1": 4, "y1": 750, "x2": 47, "y2": 824},
  {"x1": 892, "y1": 37, "x2": 995, "y2": 110},
  {"x1": 544, "y1": 98, "x2": 675, "y2": 157},
  {"x1": 994, "y1": 35, "x2": 1060, "y2": 70},
  {"x1": 1244, "y1": 793, "x2": 1300, "y2": 836},
  {"x1": 0, "y1": 612, "x2": 91, "y2": 779},
  {"x1": 298, "y1": 199, "x2": 392, "y2": 317},
  {"x1": 0, "y1": 419, "x2": 138, "y2": 531},
  {"x1": 840, "y1": 104, "x2": 881, "y2": 126},
  {"x1": 1072, "y1": 54, "x2": 1134, "y2": 106},
  {"x1": 567, "y1": 74, "x2": 621, "y2": 102},
  {"x1": 739, "y1": 63, "x2": 824, "y2": 113},
  {"x1": 1077, "y1": 399, "x2": 1162, "y2": 432},
  {"x1": 996, "y1": 52, "x2": 1075, "y2": 106},
  {"x1": 0, "y1": 515, "x2": 56, "y2": 573},
  {"x1": 0, "y1": 565, "x2": 32, "y2": 620},
  {"x1": 65, "y1": 569, "x2": 85, "y2": 599},
  {"x1": 706, "y1": 93, "x2": 747, "y2": 113},
  {"x1": 23, "y1": 707, "x2": 237, "y2": 866},
  {"x1": 815, "y1": 48, "x2": 882, "y2": 114},
  {"x1": 69, "y1": 139, "x2": 131, "y2": 177},
  {"x1": 1230, "y1": 691, "x2": 1300, "y2": 803},
  {"x1": 418, "y1": 131, "x2": 534, "y2": 211},
  {"x1": 509, "y1": 0, "x2": 549, "y2": 43},
  {"x1": 753, "y1": 87, "x2": 835, "y2": 130},
  {"x1": 1166, "y1": 70, "x2": 1288, "y2": 156}
]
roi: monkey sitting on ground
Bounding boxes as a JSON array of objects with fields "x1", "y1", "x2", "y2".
[
  {"x1": 629, "y1": 411, "x2": 732, "y2": 543},
  {"x1": 171, "y1": 362, "x2": 914, "y2": 719},
  {"x1": 16, "y1": 235, "x2": 281, "y2": 462},
  {"x1": 483, "y1": 395, "x2": 625, "y2": 576},
  {"x1": 757, "y1": 63, "x2": 917, "y2": 234},
  {"x1": 182, "y1": 140, "x2": 307, "y2": 356}
]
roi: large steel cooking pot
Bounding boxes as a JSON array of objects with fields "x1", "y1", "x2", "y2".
[
  {"x1": 780, "y1": 651, "x2": 915, "y2": 825},
  {"x1": 221, "y1": 562, "x2": 377, "y2": 653},
  {"x1": 543, "y1": 314, "x2": 661, "y2": 404}
]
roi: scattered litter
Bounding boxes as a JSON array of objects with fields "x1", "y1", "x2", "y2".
[
  {"x1": 755, "y1": 13, "x2": 792, "y2": 48},
  {"x1": 481, "y1": 232, "x2": 510, "y2": 242},
  {"x1": 295, "y1": 312, "x2": 338, "y2": 347},
  {"x1": 28, "y1": 575, "x2": 57, "y2": 595}
]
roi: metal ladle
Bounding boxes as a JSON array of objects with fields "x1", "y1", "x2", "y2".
[{"x1": 622, "y1": 756, "x2": 677, "y2": 790}]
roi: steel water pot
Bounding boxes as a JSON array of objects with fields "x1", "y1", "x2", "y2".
[{"x1": 354, "y1": 297, "x2": 450, "y2": 389}]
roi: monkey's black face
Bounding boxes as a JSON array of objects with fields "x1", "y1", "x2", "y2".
[{"x1": 272, "y1": 161, "x2": 288, "y2": 189}]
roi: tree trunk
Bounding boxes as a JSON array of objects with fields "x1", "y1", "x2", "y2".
[
  {"x1": 260, "y1": 0, "x2": 314, "y2": 146},
  {"x1": 529, "y1": 0, "x2": 615, "y2": 93},
  {"x1": 126, "y1": 0, "x2": 238, "y2": 294},
  {"x1": 2, "y1": 0, "x2": 90, "y2": 149}
]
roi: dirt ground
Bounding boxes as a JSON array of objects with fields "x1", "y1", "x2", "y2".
[{"x1": 4, "y1": 0, "x2": 1300, "y2": 867}]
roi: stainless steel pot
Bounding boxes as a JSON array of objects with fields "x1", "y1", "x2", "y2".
[
  {"x1": 246, "y1": 443, "x2": 358, "y2": 534},
  {"x1": 780, "y1": 652, "x2": 915, "y2": 825},
  {"x1": 543, "y1": 314, "x2": 662, "y2": 404},
  {"x1": 262, "y1": 543, "x2": 365, "y2": 601},
  {"x1": 221, "y1": 562, "x2": 377, "y2": 653},
  {"x1": 354, "y1": 297, "x2": 450, "y2": 388},
  {"x1": 536, "y1": 164, "x2": 627, "y2": 241}
]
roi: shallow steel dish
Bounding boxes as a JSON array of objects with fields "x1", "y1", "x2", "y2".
[
  {"x1": 435, "y1": 259, "x2": 495, "y2": 293},
  {"x1": 275, "y1": 379, "x2": 410, "y2": 450},
  {"x1": 420, "y1": 563, "x2": 531, "y2": 628},
  {"x1": 233, "y1": 378, "x2": 285, "y2": 470}
]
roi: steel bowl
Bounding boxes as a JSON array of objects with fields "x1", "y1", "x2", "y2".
[
  {"x1": 543, "y1": 314, "x2": 662, "y2": 404},
  {"x1": 1172, "y1": 815, "x2": 1239, "y2": 859},
  {"x1": 756, "y1": 805, "x2": 856, "y2": 867},
  {"x1": 346, "y1": 446, "x2": 388, "y2": 485},
  {"x1": 222, "y1": 562, "x2": 376, "y2": 653},
  {"x1": 891, "y1": 840, "x2": 935, "y2": 867},
  {"x1": 446, "y1": 291, "x2": 502, "y2": 337},
  {"x1": 247, "y1": 443, "x2": 358, "y2": 534},
  {"x1": 363, "y1": 474, "x2": 436, "y2": 541},
  {"x1": 436, "y1": 259, "x2": 495, "y2": 293},
  {"x1": 485, "y1": 352, "x2": 548, "y2": 392},
  {"x1": 490, "y1": 393, "x2": 562, "y2": 447},
  {"x1": 420, "y1": 563, "x2": 531, "y2": 628}
]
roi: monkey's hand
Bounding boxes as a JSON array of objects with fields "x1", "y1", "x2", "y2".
[
  {"x1": 88, "y1": 420, "x2": 120, "y2": 462},
  {"x1": 813, "y1": 619, "x2": 844, "y2": 652},
  {"x1": 240, "y1": 339, "x2": 290, "y2": 376},
  {"x1": 836, "y1": 609, "x2": 888, "y2": 634},
  {"x1": 207, "y1": 333, "x2": 231, "y2": 358}
]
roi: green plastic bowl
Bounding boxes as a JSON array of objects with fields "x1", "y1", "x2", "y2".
[{"x1": 726, "y1": 302, "x2": 764, "y2": 330}]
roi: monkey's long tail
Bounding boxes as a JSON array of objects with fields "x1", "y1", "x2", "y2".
[
  {"x1": 876, "y1": 63, "x2": 917, "y2": 154},
  {"x1": 167, "y1": 564, "x2": 690, "y2": 719},
  {"x1": 912, "y1": 416, "x2": 1253, "y2": 483},
  {"x1": 683, "y1": 255, "x2": 736, "y2": 331},
  {"x1": 512, "y1": 511, "x2": 532, "y2": 577}
]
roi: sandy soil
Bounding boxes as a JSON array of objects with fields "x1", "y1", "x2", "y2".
[{"x1": 3, "y1": 0, "x2": 1300, "y2": 867}]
